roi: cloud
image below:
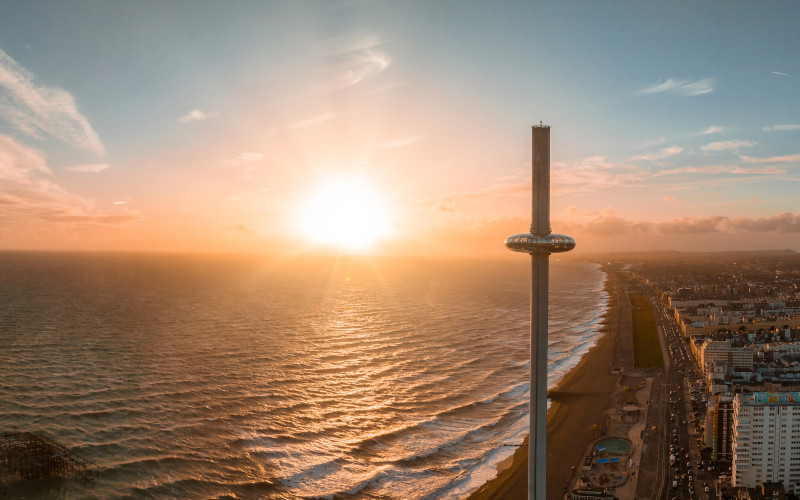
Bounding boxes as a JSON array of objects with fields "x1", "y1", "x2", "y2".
[
  {"x1": 657, "y1": 164, "x2": 784, "y2": 176},
  {"x1": 730, "y1": 166, "x2": 785, "y2": 175},
  {"x1": 327, "y1": 49, "x2": 390, "y2": 90},
  {"x1": 284, "y1": 112, "x2": 337, "y2": 131},
  {"x1": 728, "y1": 212, "x2": 800, "y2": 233},
  {"x1": 656, "y1": 216, "x2": 728, "y2": 234},
  {"x1": 762, "y1": 124, "x2": 800, "y2": 132},
  {"x1": 636, "y1": 78, "x2": 714, "y2": 97},
  {"x1": 663, "y1": 195, "x2": 676, "y2": 203},
  {"x1": 178, "y1": 109, "x2": 217, "y2": 123},
  {"x1": 679, "y1": 79, "x2": 715, "y2": 96},
  {"x1": 0, "y1": 48, "x2": 105, "y2": 155},
  {"x1": 579, "y1": 215, "x2": 652, "y2": 236},
  {"x1": 417, "y1": 156, "x2": 648, "y2": 214},
  {"x1": 440, "y1": 211, "x2": 800, "y2": 255},
  {"x1": 558, "y1": 212, "x2": 800, "y2": 247},
  {"x1": 698, "y1": 126, "x2": 724, "y2": 135},
  {"x1": 590, "y1": 213, "x2": 800, "y2": 236},
  {"x1": 772, "y1": 71, "x2": 793, "y2": 77},
  {"x1": 437, "y1": 198, "x2": 456, "y2": 212},
  {"x1": 229, "y1": 224, "x2": 255, "y2": 235},
  {"x1": 635, "y1": 137, "x2": 665, "y2": 149},
  {"x1": 740, "y1": 154, "x2": 800, "y2": 164},
  {"x1": 317, "y1": 33, "x2": 391, "y2": 92},
  {"x1": 552, "y1": 156, "x2": 647, "y2": 193},
  {"x1": 631, "y1": 145, "x2": 683, "y2": 161},
  {"x1": 566, "y1": 206, "x2": 616, "y2": 218},
  {"x1": 220, "y1": 152, "x2": 264, "y2": 168},
  {"x1": 37, "y1": 211, "x2": 140, "y2": 224},
  {"x1": 701, "y1": 140, "x2": 756, "y2": 152},
  {"x1": 636, "y1": 79, "x2": 684, "y2": 94},
  {"x1": 63, "y1": 163, "x2": 110, "y2": 173},
  {"x1": 322, "y1": 32, "x2": 385, "y2": 55},
  {"x1": 0, "y1": 134, "x2": 136, "y2": 226},
  {"x1": 382, "y1": 136, "x2": 422, "y2": 149}
]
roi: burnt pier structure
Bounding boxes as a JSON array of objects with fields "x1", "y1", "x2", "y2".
[{"x1": 0, "y1": 432, "x2": 98, "y2": 493}]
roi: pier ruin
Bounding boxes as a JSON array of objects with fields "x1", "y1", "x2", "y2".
[{"x1": 0, "y1": 432, "x2": 98, "y2": 492}]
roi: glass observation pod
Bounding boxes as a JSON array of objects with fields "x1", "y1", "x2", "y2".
[{"x1": 504, "y1": 233, "x2": 576, "y2": 254}]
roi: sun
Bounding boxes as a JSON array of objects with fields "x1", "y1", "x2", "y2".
[{"x1": 297, "y1": 178, "x2": 392, "y2": 250}]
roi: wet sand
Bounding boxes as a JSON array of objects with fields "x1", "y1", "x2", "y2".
[{"x1": 468, "y1": 268, "x2": 623, "y2": 500}]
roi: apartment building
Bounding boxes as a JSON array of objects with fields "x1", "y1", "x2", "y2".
[{"x1": 732, "y1": 392, "x2": 800, "y2": 493}]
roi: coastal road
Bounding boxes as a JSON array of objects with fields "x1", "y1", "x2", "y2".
[{"x1": 649, "y1": 293, "x2": 708, "y2": 500}]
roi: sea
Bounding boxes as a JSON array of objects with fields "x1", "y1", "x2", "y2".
[{"x1": 0, "y1": 252, "x2": 607, "y2": 499}]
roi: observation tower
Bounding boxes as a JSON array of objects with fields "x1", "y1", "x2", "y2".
[{"x1": 505, "y1": 125, "x2": 575, "y2": 499}]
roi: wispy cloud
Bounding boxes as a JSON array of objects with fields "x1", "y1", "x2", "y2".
[
  {"x1": 229, "y1": 224, "x2": 255, "y2": 236},
  {"x1": 321, "y1": 32, "x2": 385, "y2": 55},
  {"x1": 0, "y1": 134, "x2": 136, "y2": 226},
  {"x1": 284, "y1": 112, "x2": 337, "y2": 131},
  {"x1": 657, "y1": 164, "x2": 784, "y2": 176},
  {"x1": 317, "y1": 33, "x2": 391, "y2": 92},
  {"x1": 178, "y1": 109, "x2": 217, "y2": 123},
  {"x1": 741, "y1": 153, "x2": 800, "y2": 164},
  {"x1": 701, "y1": 140, "x2": 756, "y2": 152},
  {"x1": 0, "y1": 48, "x2": 105, "y2": 155},
  {"x1": 220, "y1": 152, "x2": 264, "y2": 167},
  {"x1": 553, "y1": 156, "x2": 648, "y2": 193},
  {"x1": 698, "y1": 126, "x2": 725, "y2": 135},
  {"x1": 732, "y1": 166, "x2": 786, "y2": 175},
  {"x1": 762, "y1": 124, "x2": 800, "y2": 132},
  {"x1": 36, "y1": 212, "x2": 139, "y2": 224},
  {"x1": 413, "y1": 183, "x2": 525, "y2": 213},
  {"x1": 772, "y1": 71, "x2": 793, "y2": 77},
  {"x1": 631, "y1": 145, "x2": 683, "y2": 161},
  {"x1": 636, "y1": 78, "x2": 714, "y2": 97},
  {"x1": 570, "y1": 212, "x2": 800, "y2": 237},
  {"x1": 63, "y1": 163, "x2": 110, "y2": 173},
  {"x1": 656, "y1": 216, "x2": 729, "y2": 234},
  {"x1": 635, "y1": 137, "x2": 665, "y2": 149},
  {"x1": 382, "y1": 136, "x2": 422, "y2": 149},
  {"x1": 328, "y1": 50, "x2": 390, "y2": 90},
  {"x1": 410, "y1": 168, "x2": 534, "y2": 213}
]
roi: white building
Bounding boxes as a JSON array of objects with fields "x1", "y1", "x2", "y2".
[
  {"x1": 697, "y1": 340, "x2": 754, "y2": 380},
  {"x1": 731, "y1": 392, "x2": 800, "y2": 493},
  {"x1": 700, "y1": 340, "x2": 731, "y2": 372}
]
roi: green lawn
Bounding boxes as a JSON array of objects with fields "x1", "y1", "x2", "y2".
[{"x1": 629, "y1": 293, "x2": 664, "y2": 368}]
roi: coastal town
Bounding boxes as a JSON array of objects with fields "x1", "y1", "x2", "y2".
[{"x1": 570, "y1": 251, "x2": 800, "y2": 500}]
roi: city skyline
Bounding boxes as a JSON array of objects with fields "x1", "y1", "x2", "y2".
[{"x1": 1, "y1": 1, "x2": 799, "y2": 255}]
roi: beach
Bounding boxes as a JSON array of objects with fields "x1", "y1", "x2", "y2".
[{"x1": 468, "y1": 267, "x2": 625, "y2": 500}]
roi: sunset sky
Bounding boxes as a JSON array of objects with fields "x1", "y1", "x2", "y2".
[{"x1": 1, "y1": 1, "x2": 799, "y2": 256}]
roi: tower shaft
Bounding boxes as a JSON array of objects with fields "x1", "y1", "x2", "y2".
[
  {"x1": 531, "y1": 126, "x2": 550, "y2": 237},
  {"x1": 530, "y1": 248, "x2": 548, "y2": 499},
  {"x1": 529, "y1": 125, "x2": 549, "y2": 499},
  {"x1": 504, "y1": 125, "x2": 574, "y2": 500}
]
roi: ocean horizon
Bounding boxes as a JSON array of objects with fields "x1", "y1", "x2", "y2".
[{"x1": 0, "y1": 252, "x2": 607, "y2": 499}]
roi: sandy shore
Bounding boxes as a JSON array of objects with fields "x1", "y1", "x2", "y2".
[{"x1": 468, "y1": 268, "x2": 624, "y2": 500}]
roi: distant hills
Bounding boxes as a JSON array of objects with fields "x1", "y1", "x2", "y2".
[{"x1": 565, "y1": 249, "x2": 799, "y2": 262}]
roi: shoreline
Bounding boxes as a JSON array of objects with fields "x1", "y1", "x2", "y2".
[{"x1": 467, "y1": 266, "x2": 623, "y2": 500}]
